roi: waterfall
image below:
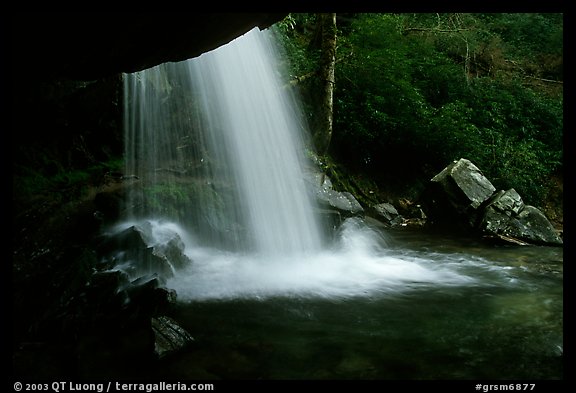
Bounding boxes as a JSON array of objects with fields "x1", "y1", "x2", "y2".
[
  {"x1": 122, "y1": 27, "x2": 324, "y2": 256},
  {"x1": 188, "y1": 28, "x2": 324, "y2": 256},
  {"x1": 117, "y1": 26, "x2": 478, "y2": 301}
]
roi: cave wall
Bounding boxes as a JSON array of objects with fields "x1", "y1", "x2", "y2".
[
  {"x1": 10, "y1": 13, "x2": 288, "y2": 81},
  {"x1": 10, "y1": 12, "x2": 288, "y2": 207}
]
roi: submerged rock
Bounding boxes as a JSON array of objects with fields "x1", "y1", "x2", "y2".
[{"x1": 152, "y1": 316, "x2": 195, "y2": 359}]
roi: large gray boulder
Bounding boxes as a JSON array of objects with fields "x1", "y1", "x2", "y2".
[
  {"x1": 480, "y1": 189, "x2": 563, "y2": 246},
  {"x1": 423, "y1": 159, "x2": 562, "y2": 246},
  {"x1": 423, "y1": 158, "x2": 496, "y2": 230}
]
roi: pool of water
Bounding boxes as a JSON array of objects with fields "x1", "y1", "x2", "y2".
[{"x1": 155, "y1": 225, "x2": 563, "y2": 380}]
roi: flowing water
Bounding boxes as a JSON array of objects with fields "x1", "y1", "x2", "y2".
[
  {"x1": 105, "y1": 219, "x2": 562, "y2": 380},
  {"x1": 123, "y1": 27, "x2": 323, "y2": 255},
  {"x1": 118, "y1": 27, "x2": 563, "y2": 380}
]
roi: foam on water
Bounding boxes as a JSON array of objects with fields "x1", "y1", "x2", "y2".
[{"x1": 163, "y1": 218, "x2": 490, "y2": 301}]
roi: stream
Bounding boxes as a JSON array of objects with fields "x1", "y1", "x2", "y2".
[{"x1": 156, "y1": 225, "x2": 563, "y2": 380}]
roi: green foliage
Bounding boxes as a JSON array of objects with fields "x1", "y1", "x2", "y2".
[
  {"x1": 14, "y1": 157, "x2": 125, "y2": 208},
  {"x1": 145, "y1": 183, "x2": 191, "y2": 216},
  {"x1": 13, "y1": 167, "x2": 53, "y2": 204},
  {"x1": 277, "y1": 13, "x2": 563, "y2": 207},
  {"x1": 51, "y1": 170, "x2": 91, "y2": 188},
  {"x1": 494, "y1": 138, "x2": 559, "y2": 204},
  {"x1": 478, "y1": 14, "x2": 563, "y2": 61},
  {"x1": 141, "y1": 180, "x2": 224, "y2": 222},
  {"x1": 273, "y1": 13, "x2": 321, "y2": 81}
]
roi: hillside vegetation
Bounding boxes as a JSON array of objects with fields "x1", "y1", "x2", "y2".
[{"x1": 275, "y1": 13, "x2": 563, "y2": 213}]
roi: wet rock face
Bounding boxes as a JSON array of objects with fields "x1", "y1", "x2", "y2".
[
  {"x1": 94, "y1": 220, "x2": 193, "y2": 280},
  {"x1": 305, "y1": 171, "x2": 364, "y2": 218}
]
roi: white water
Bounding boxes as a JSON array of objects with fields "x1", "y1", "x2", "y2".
[
  {"x1": 122, "y1": 27, "x2": 492, "y2": 301},
  {"x1": 166, "y1": 217, "x2": 485, "y2": 300},
  {"x1": 187, "y1": 28, "x2": 323, "y2": 256}
]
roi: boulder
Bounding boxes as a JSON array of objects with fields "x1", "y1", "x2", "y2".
[
  {"x1": 151, "y1": 316, "x2": 195, "y2": 359},
  {"x1": 423, "y1": 159, "x2": 562, "y2": 246},
  {"x1": 305, "y1": 171, "x2": 364, "y2": 218},
  {"x1": 95, "y1": 222, "x2": 192, "y2": 280},
  {"x1": 423, "y1": 158, "x2": 496, "y2": 230},
  {"x1": 480, "y1": 189, "x2": 563, "y2": 246},
  {"x1": 369, "y1": 202, "x2": 404, "y2": 227}
]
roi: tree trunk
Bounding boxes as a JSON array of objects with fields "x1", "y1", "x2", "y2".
[{"x1": 312, "y1": 13, "x2": 337, "y2": 155}]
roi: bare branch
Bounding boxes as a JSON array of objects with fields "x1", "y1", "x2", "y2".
[
  {"x1": 402, "y1": 27, "x2": 471, "y2": 34},
  {"x1": 287, "y1": 51, "x2": 354, "y2": 87},
  {"x1": 524, "y1": 76, "x2": 563, "y2": 84}
]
